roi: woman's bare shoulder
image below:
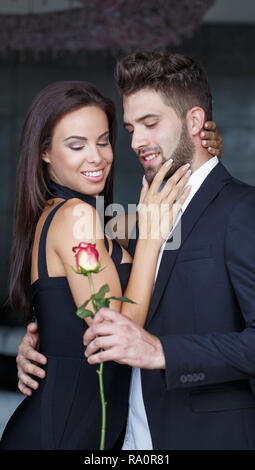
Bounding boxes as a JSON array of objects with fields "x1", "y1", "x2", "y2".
[
  {"x1": 54, "y1": 198, "x2": 97, "y2": 225},
  {"x1": 51, "y1": 198, "x2": 104, "y2": 245}
]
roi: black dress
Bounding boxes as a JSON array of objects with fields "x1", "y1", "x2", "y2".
[{"x1": 0, "y1": 182, "x2": 132, "y2": 450}]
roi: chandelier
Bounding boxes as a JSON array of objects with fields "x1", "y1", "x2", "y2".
[{"x1": 0, "y1": 0, "x2": 215, "y2": 61}]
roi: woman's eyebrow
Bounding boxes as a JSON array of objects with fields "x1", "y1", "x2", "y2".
[
  {"x1": 63, "y1": 135, "x2": 87, "y2": 142},
  {"x1": 63, "y1": 130, "x2": 109, "y2": 142}
]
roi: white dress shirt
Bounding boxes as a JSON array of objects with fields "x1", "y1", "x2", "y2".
[{"x1": 122, "y1": 157, "x2": 219, "y2": 450}]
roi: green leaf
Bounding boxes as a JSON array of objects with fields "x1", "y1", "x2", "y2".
[
  {"x1": 78, "y1": 296, "x2": 93, "y2": 310},
  {"x1": 99, "y1": 298, "x2": 110, "y2": 308},
  {"x1": 92, "y1": 284, "x2": 110, "y2": 301},
  {"x1": 76, "y1": 307, "x2": 94, "y2": 319},
  {"x1": 93, "y1": 297, "x2": 111, "y2": 311},
  {"x1": 109, "y1": 296, "x2": 136, "y2": 304},
  {"x1": 90, "y1": 284, "x2": 110, "y2": 312}
]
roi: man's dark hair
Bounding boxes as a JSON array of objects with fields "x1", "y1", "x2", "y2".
[{"x1": 115, "y1": 50, "x2": 212, "y2": 121}]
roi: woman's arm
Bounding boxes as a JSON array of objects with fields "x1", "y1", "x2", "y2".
[
  {"x1": 54, "y1": 161, "x2": 190, "y2": 328},
  {"x1": 106, "y1": 212, "x2": 137, "y2": 250},
  {"x1": 54, "y1": 200, "x2": 123, "y2": 325},
  {"x1": 16, "y1": 162, "x2": 191, "y2": 395}
]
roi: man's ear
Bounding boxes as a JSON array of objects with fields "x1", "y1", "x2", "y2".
[{"x1": 186, "y1": 107, "x2": 205, "y2": 136}]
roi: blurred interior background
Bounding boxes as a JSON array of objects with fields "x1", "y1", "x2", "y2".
[{"x1": 0, "y1": 0, "x2": 255, "y2": 438}]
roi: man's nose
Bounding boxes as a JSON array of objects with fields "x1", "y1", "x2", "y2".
[{"x1": 131, "y1": 130, "x2": 150, "y2": 153}]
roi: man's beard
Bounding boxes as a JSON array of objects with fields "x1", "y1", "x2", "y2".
[{"x1": 145, "y1": 121, "x2": 195, "y2": 185}]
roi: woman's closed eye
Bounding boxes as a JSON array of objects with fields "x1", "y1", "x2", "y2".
[
  {"x1": 97, "y1": 141, "x2": 110, "y2": 147},
  {"x1": 67, "y1": 140, "x2": 85, "y2": 151},
  {"x1": 68, "y1": 141, "x2": 110, "y2": 151},
  {"x1": 70, "y1": 146, "x2": 84, "y2": 151}
]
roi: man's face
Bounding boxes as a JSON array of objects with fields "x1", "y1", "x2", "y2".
[{"x1": 123, "y1": 89, "x2": 194, "y2": 184}]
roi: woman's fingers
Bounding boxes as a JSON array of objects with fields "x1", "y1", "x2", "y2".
[
  {"x1": 203, "y1": 120, "x2": 216, "y2": 131},
  {"x1": 201, "y1": 139, "x2": 218, "y2": 149},
  {"x1": 170, "y1": 185, "x2": 192, "y2": 225},
  {"x1": 174, "y1": 185, "x2": 192, "y2": 209},
  {"x1": 200, "y1": 130, "x2": 216, "y2": 141},
  {"x1": 138, "y1": 162, "x2": 192, "y2": 243},
  {"x1": 155, "y1": 166, "x2": 191, "y2": 240},
  {"x1": 148, "y1": 159, "x2": 173, "y2": 195},
  {"x1": 200, "y1": 122, "x2": 223, "y2": 159},
  {"x1": 165, "y1": 172, "x2": 191, "y2": 207},
  {"x1": 138, "y1": 176, "x2": 149, "y2": 205},
  {"x1": 159, "y1": 163, "x2": 191, "y2": 200},
  {"x1": 208, "y1": 147, "x2": 221, "y2": 157}
]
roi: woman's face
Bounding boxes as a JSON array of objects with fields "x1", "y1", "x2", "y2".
[{"x1": 42, "y1": 105, "x2": 113, "y2": 197}]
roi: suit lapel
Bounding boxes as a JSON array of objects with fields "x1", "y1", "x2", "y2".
[{"x1": 145, "y1": 162, "x2": 232, "y2": 327}]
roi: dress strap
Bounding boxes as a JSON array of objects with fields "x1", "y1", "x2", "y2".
[{"x1": 37, "y1": 201, "x2": 67, "y2": 279}]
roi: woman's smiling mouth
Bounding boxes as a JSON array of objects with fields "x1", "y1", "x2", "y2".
[{"x1": 81, "y1": 168, "x2": 105, "y2": 182}]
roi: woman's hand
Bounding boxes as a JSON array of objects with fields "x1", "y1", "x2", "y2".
[
  {"x1": 16, "y1": 322, "x2": 47, "y2": 396},
  {"x1": 137, "y1": 160, "x2": 191, "y2": 248},
  {"x1": 201, "y1": 121, "x2": 223, "y2": 158}
]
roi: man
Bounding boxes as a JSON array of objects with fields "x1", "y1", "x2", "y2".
[
  {"x1": 82, "y1": 51, "x2": 255, "y2": 450},
  {"x1": 18, "y1": 52, "x2": 255, "y2": 451}
]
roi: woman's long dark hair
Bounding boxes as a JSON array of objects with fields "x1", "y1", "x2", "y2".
[{"x1": 9, "y1": 81, "x2": 117, "y2": 322}]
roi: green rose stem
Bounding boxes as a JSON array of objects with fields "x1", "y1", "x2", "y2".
[
  {"x1": 97, "y1": 363, "x2": 106, "y2": 451},
  {"x1": 87, "y1": 272, "x2": 106, "y2": 451},
  {"x1": 72, "y1": 243, "x2": 135, "y2": 450}
]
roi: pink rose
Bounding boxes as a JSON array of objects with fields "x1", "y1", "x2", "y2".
[{"x1": 72, "y1": 242, "x2": 100, "y2": 274}]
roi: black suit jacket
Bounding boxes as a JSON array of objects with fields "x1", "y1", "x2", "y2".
[{"x1": 128, "y1": 162, "x2": 255, "y2": 450}]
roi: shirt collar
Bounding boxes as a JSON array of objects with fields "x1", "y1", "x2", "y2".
[{"x1": 180, "y1": 156, "x2": 219, "y2": 214}]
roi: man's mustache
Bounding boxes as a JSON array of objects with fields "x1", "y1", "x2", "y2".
[{"x1": 139, "y1": 146, "x2": 161, "y2": 157}]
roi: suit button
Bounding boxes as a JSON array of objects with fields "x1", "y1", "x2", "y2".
[
  {"x1": 180, "y1": 375, "x2": 187, "y2": 383},
  {"x1": 198, "y1": 372, "x2": 205, "y2": 381},
  {"x1": 192, "y1": 373, "x2": 199, "y2": 382},
  {"x1": 187, "y1": 374, "x2": 193, "y2": 382}
]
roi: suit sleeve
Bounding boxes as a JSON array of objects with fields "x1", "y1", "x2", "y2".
[{"x1": 159, "y1": 188, "x2": 255, "y2": 390}]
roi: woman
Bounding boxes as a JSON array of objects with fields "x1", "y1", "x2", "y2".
[{"x1": 0, "y1": 80, "x2": 192, "y2": 450}]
